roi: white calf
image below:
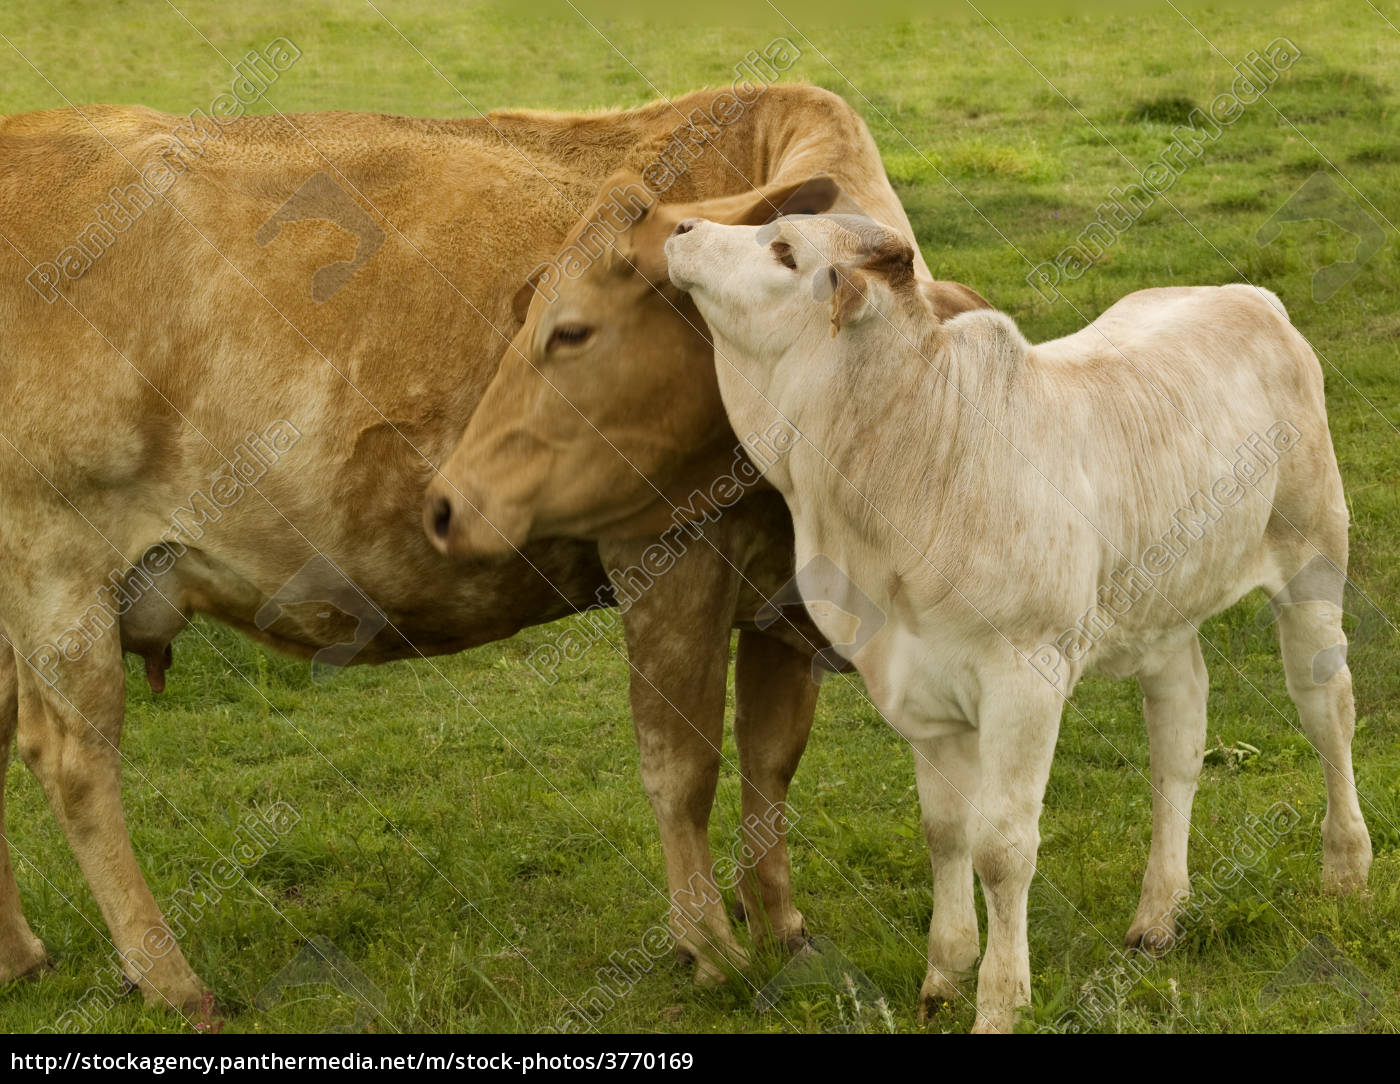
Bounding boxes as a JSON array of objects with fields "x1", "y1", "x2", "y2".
[{"x1": 666, "y1": 213, "x2": 1371, "y2": 1032}]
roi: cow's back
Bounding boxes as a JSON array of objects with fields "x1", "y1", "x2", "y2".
[
  {"x1": 0, "y1": 90, "x2": 902, "y2": 659},
  {"x1": 0, "y1": 106, "x2": 633, "y2": 653}
]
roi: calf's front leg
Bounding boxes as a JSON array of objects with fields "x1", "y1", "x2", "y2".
[
  {"x1": 1126, "y1": 637, "x2": 1208, "y2": 954},
  {"x1": 967, "y1": 680, "x2": 1062, "y2": 1034},
  {"x1": 912, "y1": 727, "x2": 981, "y2": 1018}
]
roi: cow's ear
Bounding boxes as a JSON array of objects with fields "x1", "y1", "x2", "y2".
[
  {"x1": 512, "y1": 267, "x2": 548, "y2": 323},
  {"x1": 595, "y1": 170, "x2": 654, "y2": 224},
  {"x1": 760, "y1": 175, "x2": 842, "y2": 223},
  {"x1": 710, "y1": 175, "x2": 842, "y2": 226}
]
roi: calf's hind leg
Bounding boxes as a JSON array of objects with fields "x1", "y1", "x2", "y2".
[
  {"x1": 1272, "y1": 582, "x2": 1371, "y2": 892},
  {"x1": 0, "y1": 632, "x2": 49, "y2": 981},
  {"x1": 1125, "y1": 637, "x2": 1208, "y2": 954}
]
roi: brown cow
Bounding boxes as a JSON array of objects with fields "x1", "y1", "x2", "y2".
[{"x1": 0, "y1": 85, "x2": 895, "y2": 1019}]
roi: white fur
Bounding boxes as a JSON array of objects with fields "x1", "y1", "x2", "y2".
[{"x1": 667, "y1": 215, "x2": 1372, "y2": 1032}]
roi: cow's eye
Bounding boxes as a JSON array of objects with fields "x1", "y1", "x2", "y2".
[
  {"x1": 772, "y1": 241, "x2": 797, "y2": 270},
  {"x1": 548, "y1": 324, "x2": 593, "y2": 350}
]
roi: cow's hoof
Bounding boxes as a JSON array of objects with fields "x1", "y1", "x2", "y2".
[
  {"x1": 1124, "y1": 916, "x2": 1178, "y2": 957},
  {"x1": 735, "y1": 902, "x2": 809, "y2": 955},
  {"x1": 780, "y1": 927, "x2": 813, "y2": 957},
  {"x1": 763, "y1": 916, "x2": 809, "y2": 956},
  {"x1": 0, "y1": 933, "x2": 51, "y2": 984},
  {"x1": 684, "y1": 940, "x2": 749, "y2": 988},
  {"x1": 184, "y1": 991, "x2": 225, "y2": 1033},
  {"x1": 693, "y1": 959, "x2": 729, "y2": 988},
  {"x1": 138, "y1": 970, "x2": 211, "y2": 1018}
]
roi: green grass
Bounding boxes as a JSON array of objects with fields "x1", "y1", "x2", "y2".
[{"x1": 2, "y1": 0, "x2": 1399, "y2": 1034}]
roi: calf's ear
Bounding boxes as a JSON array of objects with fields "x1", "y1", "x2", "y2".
[
  {"x1": 921, "y1": 280, "x2": 994, "y2": 320},
  {"x1": 821, "y1": 229, "x2": 918, "y2": 336},
  {"x1": 825, "y1": 265, "x2": 872, "y2": 336}
]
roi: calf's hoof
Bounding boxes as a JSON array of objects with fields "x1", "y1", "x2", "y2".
[
  {"x1": 1321, "y1": 818, "x2": 1371, "y2": 894},
  {"x1": 917, "y1": 969, "x2": 967, "y2": 1022},
  {"x1": 1124, "y1": 915, "x2": 1179, "y2": 957},
  {"x1": 1321, "y1": 847, "x2": 1371, "y2": 895},
  {"x1": 971, "y1": 1007, "x2": 1018, "y2": 1034}
]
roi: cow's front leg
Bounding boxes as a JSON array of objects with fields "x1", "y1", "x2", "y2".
[
  {"x1": 0, "y1": 633, "x2": 49, "y2": 982},
  {"x1": 732, "y1": 629, "x2": 816, "y2": 952},
  {"x1": 10, "y1": 608, "x2": 209, "y2": 1018},
  {"x1": 1126, "y1": 637, "x2": 1207, "y2": 954},
  {"x1": 605, "y1": 537, "x2": 747, "y2": 986},
  {"x1": 969, "y1": 680, "x2": 1062, "y2": 1034}
]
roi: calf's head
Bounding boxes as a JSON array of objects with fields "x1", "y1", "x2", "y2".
[
  {"x1": 666, "y1": 213, "x2": 929, "y2": 372},
  {"x1": 424, "y1": 173, "x2": 841, "y2": 559}
]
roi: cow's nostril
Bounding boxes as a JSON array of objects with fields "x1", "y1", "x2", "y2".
[
  {"x1": 431, "y1": 496, "x2": 453, "y2": 541},
  {"x1": 672, "y1": 218, "x2": 701, "y2": 237}
]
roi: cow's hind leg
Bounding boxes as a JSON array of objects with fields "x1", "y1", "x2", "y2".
[
  {"x1": 912, "y1": 727, "x2": 980, "y2": 1019},
  {"x1": 1125, "y1": 636, "x2": 1208, "y2": 954},
  {"x1": 9, "y1": 599, "x2": 208, "y2": 1014},
  {"x1": 732, "y1": 630, "x2": 816, "y2": 953},
  {"x1": 0, "y1": 631, "x2": 49, "y2": 982},
  {"x1": 1271, "y1": 564, "x2": 1371, "y2": 892}
]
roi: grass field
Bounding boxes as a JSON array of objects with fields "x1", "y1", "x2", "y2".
[{"x1": 2, "y1": 0, "x2": 1398, "y2": 1034}]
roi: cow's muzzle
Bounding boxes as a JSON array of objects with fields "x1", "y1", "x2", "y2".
[{"x1": 422, "y1": 478, "x2": 530, "y2": 561}]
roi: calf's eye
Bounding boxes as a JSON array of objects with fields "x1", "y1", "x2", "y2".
[
  {"x1": 772, "y1": 241, "x2": 797, "y2": 270},
  {"x1": 548, "y1": 324, "x2": 593, "y2": 350}
]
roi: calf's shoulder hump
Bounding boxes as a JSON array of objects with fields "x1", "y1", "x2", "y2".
[{"x1": 940, "y1": 308, "x2": 1029, "y2": 366}]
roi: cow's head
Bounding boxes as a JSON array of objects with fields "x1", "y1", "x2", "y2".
[{"x1": 424, "y1": 172, "x2": 841, "y2": 558}]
